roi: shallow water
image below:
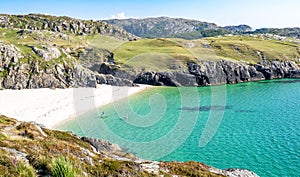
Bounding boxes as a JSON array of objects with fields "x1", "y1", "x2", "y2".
[{"x1": 58, "y1": 79, "x2": 300, "y2": 177}]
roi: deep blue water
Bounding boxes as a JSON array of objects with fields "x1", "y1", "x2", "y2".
[{"x1": 57, "y1": 79, "x2": 300, "y2": 177}]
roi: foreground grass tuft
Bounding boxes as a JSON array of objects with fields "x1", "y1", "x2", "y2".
[{"x1": 51, "y1": 156, "x2": 76, "y2": 177}]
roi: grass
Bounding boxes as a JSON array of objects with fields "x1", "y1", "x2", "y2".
[
  {"x1": 204, "y1": 36, "x2": 300, "y2": 64},
  {"x1": 51, "y1": 156, "x2": 76, "y2": 177},
  {"x1": 87, "y1": 35, "x2": 126, "y2": 51},
  {"x1": 161, "y1": 161, "x2": 225, "y2": 177},
  {"x1": 0, "y1": 116, "x2": 224, "y2": 177},
  {"x1": 0, "y1": 149, "x2": 36, "y2": 177},
  {"x1": 111, "y1": 36, "x2": 300, "y2": 72},
  {"x1": 112, "y1": 38, "x2": 197, "y2": 71},
  {"x1": 0, "y1": 115, "x2": 17, "y2": 125}
]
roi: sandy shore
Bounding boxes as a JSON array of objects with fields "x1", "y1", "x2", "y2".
[{"x1": 0, "y1": 84, "x2": 151, "y2": 129}]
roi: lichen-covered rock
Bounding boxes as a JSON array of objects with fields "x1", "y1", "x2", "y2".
[
  {"x1": 32, "y1": 46, "x2": 61, "y2": 61},
  {"x1": 0, "y1": 41, "x2": 23, "y2": 69}
]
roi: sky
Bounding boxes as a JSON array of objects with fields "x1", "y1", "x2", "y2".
[{"x1": 1, "y1": 0, "x2": 299, "y2": 29}]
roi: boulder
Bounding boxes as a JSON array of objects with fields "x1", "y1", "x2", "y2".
[
  {"x1": 81, "y1": 137, "x2": 123, "y2": 153},
  {"x1": 32, "y1": 46, "x2": 61, "y2": 61}
]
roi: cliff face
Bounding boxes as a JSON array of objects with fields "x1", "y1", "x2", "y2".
[{"x1": 133, "y1": 60, "x2": 300, "y2": 86}]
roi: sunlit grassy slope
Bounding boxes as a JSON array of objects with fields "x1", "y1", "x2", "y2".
[
  {"x1": 112, "y1": 36, "x2": 300, "y2": 71},
  {"x1": 112, "y1": 38, "x2": 198, "y2": 71}
]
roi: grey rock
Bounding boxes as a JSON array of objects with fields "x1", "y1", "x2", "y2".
[
  {"x1": 32, "y1": 45, "x2": 61, "y2": 61},
  {"x1": 0, "y1": 14, "x2": 137, "y2": 41},
  {"x1": 81, "y1": 137, "x2": 123, "y2": 153},
  {"x1": 133, "y1": 60, "x2": 300, "y2": 86},
  {"x1": 223, "y1": 168, "x2": 259, "y2": 177}
]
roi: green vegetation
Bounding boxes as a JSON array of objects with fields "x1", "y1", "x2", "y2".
[
  {"x1": 110, "y1": 36, "x2": 299, "y2": 72},
  {"x1": 254, "y1": 28, "x2": 300, "y2": 38},
  {"x1": 161, "y1": 161, "x2": 225, "y2": 177},
  {"x1": 170, "y1": 29, "x2": 229, "y2": 39},
  {"x1": 0, "y1": 149, "x2": 36, "y2": 177},
  {"x1": 51, "y1": 156, "x2": 76, "y2": 177},
  {"x1": 113, "y1": 38, "x2": 197, "y2": 71},
  {"x1": 205, "y1": 36, "x2": 300, "y2": 64},
  {"x1": 87, "y1": 35, "x2": 126, "y2": 51},
  {"x1": 0, "y1": 115, "x2": 223, "y2": 177}
]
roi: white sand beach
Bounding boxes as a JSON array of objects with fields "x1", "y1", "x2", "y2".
[{"x1": 0, "y1": 84, "x2": 151, "y2": 129}]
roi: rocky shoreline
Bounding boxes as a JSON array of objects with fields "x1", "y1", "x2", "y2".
[
  {"x1": 82, "y1": 136, "x2": 259, "y2": 177},
  {"x1": 0, "y1": 115, "x2": 259, "y2": 176},
  {"x1": 133, "y1": 60, "x2": 300, "y2": 86}
]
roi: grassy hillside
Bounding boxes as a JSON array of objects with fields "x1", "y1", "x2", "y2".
[
  {"x1": 112, "y1": 38, "x2": 197, "y2": 71},
  {"x1": 204, "y1": 36, "x2": 300, "y2": 64},
  {"x1": 0, "y1": 115, "x2": 224, "y2": 177},
  {"x1": 111, "y1": 36, "x2": 300, "y2": 71},
  {"x1": 1, "y1": 26, "x2": 299, "y2": 74}
]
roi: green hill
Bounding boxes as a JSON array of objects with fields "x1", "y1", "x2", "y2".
[{"x1": 111, "y1": 36, "x2": 300, "y2": 72}]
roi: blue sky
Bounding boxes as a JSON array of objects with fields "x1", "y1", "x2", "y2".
[{"x1": 1, "y1": 0, "x2": 299, "y2": 29}]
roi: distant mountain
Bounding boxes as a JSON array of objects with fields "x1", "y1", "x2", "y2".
[
  {"x1": 106, "y1": 17, "x2": 252, "y2": 39},
  {"x1": 0, "y1": 13, "x2": 136, "y2": 40},
  {"x1": 253, "y1": 28, "x2": 300, "y2": 38}
]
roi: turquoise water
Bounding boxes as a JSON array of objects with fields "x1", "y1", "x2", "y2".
[{"x1": 57, "y1": 79, "x2": 300, "y2": 177}]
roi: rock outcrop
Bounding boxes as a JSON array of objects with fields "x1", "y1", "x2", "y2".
[
  {"x1": 32, "y1": 46, "x2": 61, "y2": 61},
  {"x1": 0, "y1": 14, "x2": 137, "y2": 40},
  {"x1": 81, "y1": 137, "x2": 123, "y2": 153},
  {"x1": 0, "y1": 41, "x2": 135, "y2": 89},
  {"x1": 134, "y1": 60, "x2": 300, "y2": 86}
]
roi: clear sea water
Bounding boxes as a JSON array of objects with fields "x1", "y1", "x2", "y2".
[{"x1": 57, "y1": 79, "x2": 300, "y2": 177}]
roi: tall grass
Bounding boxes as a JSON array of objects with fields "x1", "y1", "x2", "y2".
[
  {"x1": 51, "y1": 156, "x2": 76, "y2": 177},
  {"x1": 17, "y1": 162, "x2": 36, "y2": 177}
]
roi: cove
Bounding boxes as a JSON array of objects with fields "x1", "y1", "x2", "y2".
[{"x1": 57, "y1": 79, "x2": 300, "y2": 177}]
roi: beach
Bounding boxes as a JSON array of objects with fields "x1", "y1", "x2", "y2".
[{"x1": 0, "y1": 84, "x2": 151, "y2": 129}]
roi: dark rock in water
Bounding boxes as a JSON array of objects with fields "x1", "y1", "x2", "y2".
[
  {"x1": 179, "y1": 106, "x2": 231, "y2": 112},
  {"x1": 235, "y1": 110, "x2": 256, "y2": 113}
]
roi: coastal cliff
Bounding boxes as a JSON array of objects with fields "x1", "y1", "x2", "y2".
[
  {"x1": 1, "y1": 39, "x2": 300, "y2": 89},
  {"x1": 134, "y1": 60, "x2": 300, "y2": 86}
]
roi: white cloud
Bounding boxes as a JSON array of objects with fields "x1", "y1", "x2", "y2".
[{"x1": 111, "y1": 12, "x2": 127, "y2": 19}]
